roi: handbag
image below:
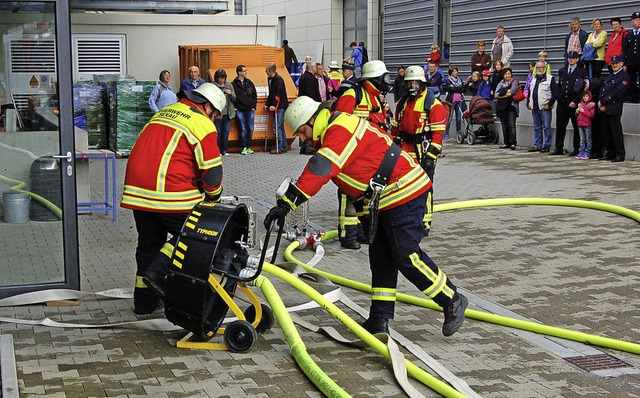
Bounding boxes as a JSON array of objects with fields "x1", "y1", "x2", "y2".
[
  {"x1": 512, "y1": 84, "x2": 526, "y2": 103},
  {"x1": 581, "y1": 44, "x2": 597, "y2": 61}
]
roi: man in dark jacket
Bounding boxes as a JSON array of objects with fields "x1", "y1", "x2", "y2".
[
  {"x1": 282, "y1": 40, "x2": 298, "y2": 73},
  {"x1": 424, "y1": 60, "x2": 443, "y2": 97},
  {"x1": 598, "y1": 55, "x2": 630, "y2": 162},
  {"x1": 470, "y1": 40, "x2": 492, "y2": 73},
  {"x1": 551, "y1": 51, "x2": 587, "y2": 156},
  {"x1": 298, "y1": 62, "x2": 321, "y2": 101},
  {"x1": 232, "y1": 64, "x2": 258, "y2": 155},
  {"x1": 265, "y1": 63, "x2": 289, "y2": 154},
  {"x1": 622, "y1": 11, "x2": 640, "y2": 103}
]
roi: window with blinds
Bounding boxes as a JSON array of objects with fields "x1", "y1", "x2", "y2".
[{"x1": 72, "y1": 34, "x2": 126, "y2": 81}]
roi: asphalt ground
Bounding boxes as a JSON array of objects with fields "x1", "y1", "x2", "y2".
[{"x1": 1, "y1": 140, "x2": 640, "y2": 397}]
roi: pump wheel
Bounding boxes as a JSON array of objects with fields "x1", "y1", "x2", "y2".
[
  {"x1": 224, "y1": 320, "x2": 257, "y2": 353},
  {"x1": 466, "y1": 132, "x2": 476, "y2": 145},
  {"x1": 244, "y1": 304, "x2": 275, "y2": 334}
]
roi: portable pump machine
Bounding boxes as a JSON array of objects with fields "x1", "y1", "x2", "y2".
[{"x1": 163, "y1": 200, "x2": 283, "y2": 352}]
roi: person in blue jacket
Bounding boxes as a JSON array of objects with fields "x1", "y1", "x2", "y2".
[{"x1": 148, "y1": 70, "x2": 177, "y2": 113}]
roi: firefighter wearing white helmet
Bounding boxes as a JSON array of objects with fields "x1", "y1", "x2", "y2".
[
  {"x1": 266, "y1": 95, "x2": 469, "y2": 338},
  {"x1": 390, "y1": 65, "x2": 448, "y2": 237},
  {"x1": 122, "y1": 82, "x2": 226, "y2": 315},
  {"x1": 332, "y1": 59, "x2": 393, "y2": 249}
]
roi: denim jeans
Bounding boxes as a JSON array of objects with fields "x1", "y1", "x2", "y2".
[
  {"x1": 445, "y1": 101, "x2": 464, "y2": 136},
  {"x1": 214, "y1": 115, "x2": 232, "y2": 154},
  {"x1": 531, "y1": 108, "x2": 552, "y2": 149},
  {"x1": 578, "y1": 126, "x2": 592, "y2": 155},
  {"x1": 273, "y1": 108, "x2": 286, "y2": 151},
  {"x1": 235, "y1": 109, "x2": 255, "y2": 148},
  {"x1": 497, "y1": 108, "x2": 517, "y2": 146}
]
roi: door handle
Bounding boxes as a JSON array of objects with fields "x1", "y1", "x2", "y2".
[{"x1": 52, "y1": 151, "x2": 72, "y2": 163}]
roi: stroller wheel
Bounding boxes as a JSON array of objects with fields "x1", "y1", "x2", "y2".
[
  {"x1": 224, "y1": 320, "x2": 258, "y2": 353},
  {"x1": 490, "y1": 130, "x2": 499, "y2": 144},
  {"x1": 466, "y1": 131, "x2": 476, "y2": 145},
  {"x1": 244, "y1": 303, "x2": 275, "y2": 334},
  {"x1": 456, "y1": 131, "x2": 465, "y2": 144}
]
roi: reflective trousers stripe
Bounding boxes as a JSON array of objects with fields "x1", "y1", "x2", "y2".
[{"x1": 371, "y1": 287, "x2": 397, "y2": 302}]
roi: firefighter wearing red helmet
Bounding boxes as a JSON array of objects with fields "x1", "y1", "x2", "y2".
[{"x1": 263, "y1": 96, "x2": 468, "y2": 337}]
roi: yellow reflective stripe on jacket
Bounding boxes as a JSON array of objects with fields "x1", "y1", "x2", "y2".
[
  {"x1": 156, "y1": 130, "x2": 182, "y2": 192},
  {"x1": 121, "y1": 195, "x2": 203, "y2": 211},
  {"x1": 123, "y1": 185, "x2": 202, "y2": 200}
]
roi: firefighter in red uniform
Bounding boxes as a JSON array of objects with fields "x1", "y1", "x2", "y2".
[
  {"x1": 264, "y1": 96, "x2": 468, "y2": 336},
  {"x1": 121, "y1": 83, "x2": 226, "y2": 315},
  {"x1": 333, "y1": 60, "x2": 393, "y2": 249},
  {"x1": 391, "y1": 65, "x2": 448, "y2": 236}
]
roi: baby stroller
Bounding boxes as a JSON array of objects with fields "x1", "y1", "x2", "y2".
[{"x1": 457, "y1": 96, "x2": 498, "y2": 145}]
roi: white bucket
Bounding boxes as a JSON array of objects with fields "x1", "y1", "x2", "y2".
[{"x1": 2, "y1": 191, "x2": 30, "y2": 224}]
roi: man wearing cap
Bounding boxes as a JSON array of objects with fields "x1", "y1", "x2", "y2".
[
  {"x1": 264, "y1": 96, "x2": 468, "y2": 337},
  {"x1": 121, "y1": 83, "x2": 226, "y2": 315},
  {"x1": 336, "y1": 62, "x2": 356, "y2": 97},
  {"x1": 598, "y1": 55, "x2": 630, "y2": 162},
  {"x1": 622, "y1": 11, "x2": 640, "y2": 102},
  {"x1": 333, "y1": 60, "x2": 393, "y2": 249},
  {"x1": 551, "y1": 51, "x2": 587, "y2": 156}
]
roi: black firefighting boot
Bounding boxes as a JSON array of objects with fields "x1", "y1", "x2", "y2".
[
  {"x1": 356, "y1": 223, "x2": 369, "y2": 244},
  {"x1": 340, "y1": 224, "x2": 361, "y2": 250},
  {"x1": 362, "y1": 317, "x2": 389, "y2": 335},
  {"x1": 142, "y1": 253, "x2": 171, "y2": 298},
  {"x1": 442, "y1": 293, "x2": 468, "y2": 337}
]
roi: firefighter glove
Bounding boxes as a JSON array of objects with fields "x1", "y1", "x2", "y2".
[{"x1": 263, "y1": 199, "x2": 291, "y2": 230}]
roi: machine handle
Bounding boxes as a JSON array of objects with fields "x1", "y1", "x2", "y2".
[{"x1": 238, "y1": 216, "x2": 284, "y2": 283}]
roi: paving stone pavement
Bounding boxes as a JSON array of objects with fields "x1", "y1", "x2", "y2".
[{"x1": 1, "y1": 141, "x2": 640, "y2": 397}]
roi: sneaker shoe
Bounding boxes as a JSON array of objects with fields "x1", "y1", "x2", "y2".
[
  {"x1": 269, "y1": 148, "x2": 280, "y2": 154},
  {"x1": 222, "y1": 152, "x2": 229, "y2": 156},
  {"x1": 443, "y1": 134, "x2": 450, "y2": 143},
  {"x1": 442, "y1": 293, "x2": 468, "y2": 337},
  {"x1": 362, "y1": 317, "x2": 389, "y2": 335},
  {"x1": 245, "y1": 148, "x2": 254, "y2": 154},
  {"x1": 241, "y1": 148, "x2": 248, "y2": 155}
]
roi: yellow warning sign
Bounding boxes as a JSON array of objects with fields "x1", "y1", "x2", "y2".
[{"x1": 29, "y1": 75, "x2": 39, "y2": 87}]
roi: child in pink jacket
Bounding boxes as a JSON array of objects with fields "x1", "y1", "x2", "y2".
[{"x1": 575, "y1": 91, "x2": 595, "y2": 159}]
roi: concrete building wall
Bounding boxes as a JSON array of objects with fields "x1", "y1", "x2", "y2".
[
  {"x1": 70, "y1": 13, "x2": 278, "y2": 90},
  {"x1": 244, "y1": 0, "x2": 344, "y2": 67}
]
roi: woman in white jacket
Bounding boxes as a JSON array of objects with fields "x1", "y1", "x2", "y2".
[{"x1": 491, "y1": 26, "x2": 514, "y2": 68}]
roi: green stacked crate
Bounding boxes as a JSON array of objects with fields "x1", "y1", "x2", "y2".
[
  {"x1": 83, "y1": 85, "x2": 107, "y2": 148},
  {"x1": 112, "y1": 80, "x2": 156, "y2": 152}
]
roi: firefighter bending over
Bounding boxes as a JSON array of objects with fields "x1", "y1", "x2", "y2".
[
  {"x1": 121, "y1": 83, "x2": 226, "y2": 315},
  {"x1": 264, "y1": 96, "x2": 468, "y2": 336}
]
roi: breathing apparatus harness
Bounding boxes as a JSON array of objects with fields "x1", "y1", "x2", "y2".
[{"x1": 395, "y1": 88, "x2": 439, "y2": 172}]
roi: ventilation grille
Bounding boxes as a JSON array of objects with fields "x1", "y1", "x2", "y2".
[
  {"x1": 10, "y1": 39, "x2": 56, "y2": 73},
  {"x1": 76, "y1": 39, "x2": 123, "y2": 74}
]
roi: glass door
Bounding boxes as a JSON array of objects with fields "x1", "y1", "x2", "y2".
[{"x1": 0, "y1": 0, "x2": 79, "y2": 297}]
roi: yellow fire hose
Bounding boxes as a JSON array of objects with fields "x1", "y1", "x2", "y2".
[
  {"x1": 260, "y1": 263, "x2": 467, "y2": 398},
  {"x1": 283, "y1": 197, "x2": 640, "y2": 356},
  {"x1": 252, "y1": 272, "x2": 351, "y2": 398}
]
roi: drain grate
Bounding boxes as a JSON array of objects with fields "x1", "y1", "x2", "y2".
[{"x1": 565, "y1": 354, "x2": 632, "y2": 372}]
